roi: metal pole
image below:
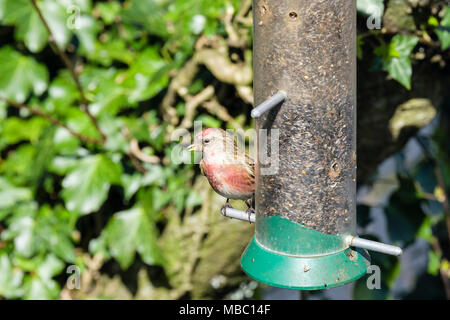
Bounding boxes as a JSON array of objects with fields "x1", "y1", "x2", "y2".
[
  {"x1": 221, "y1": 207, "x2": 255, "y2": 223},
  {"x1": 251, "y1": 91, "x2": 286, "y2": 118},
  {"x1": 220, "y1": 206, "x2": 402, "y2": 256},
  {"x1": 345, "y1": 235, "x2": 403, "y2": 256}
]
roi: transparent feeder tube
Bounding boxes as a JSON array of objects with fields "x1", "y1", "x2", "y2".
[{"x1": 254, "y1": 0, "x2": 357, "y2": 256}]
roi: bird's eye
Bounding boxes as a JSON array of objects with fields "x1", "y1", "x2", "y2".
[{"x1": 204, "y1": 138, "x2": 210, "y2": 144}]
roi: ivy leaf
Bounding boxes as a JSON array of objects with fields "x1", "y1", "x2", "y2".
[
  {"x1": 357, "y1": 0, "x2": 384, "y2": 20},
  {"x1": 428, "y1": 16, "x2": 439, "y2": 27},
  {"x1": 121, "y1": 0, "x2": 168, "y2": 38},
  {"x1": 376, "y1": 35, "x2": 418, "y2": 90},
  {"x1": 36, "y1": 254, "x2": 64, "y2": 281},
  {"x1": 38, "y1": 0, "x2": 72, "y2": 49},
  {"x1": 435, "y1": 6, "x2": 450, "y2": 50},
  {"x1": 61, "y1": 154, "x2": 122, "y2": 215},
  {"x1": 141, "y1": 164, "x2": 165, "y2": 186},
  {"x1": 80, "y1": 67, "x2": 128, "y2": 116},
  {"x1": 195, "y1": 114, "x2": 222, "y2": 128},
  {"x1": 103, "y1": 207, "x2": 165, "y2": 269},
  {"x1": 0, "y1": 0, "x2": 71, "y2": 52},
  {"x1": 44, "y1": 71, "x2": 79, "y2": 116},
  {"x1": 88, "y1": 232, "x2": 111, "y2": 259},
  {"x1": 0, "y1": 253, "x2": 24, "y2": 298},
  {"x1": 0, "y1": 178, "x2": 32, "y2": 210},
  {"x1": 0, "y1": 0, "x2": 47, "y2": 52},
  {"x1": 64, "y1": 108, "x2": 103, "y2": 144},
  {"x1": 36, "y1": 205, "x2": 78, "y2": 263},
  {"x1": 73, "y1": 14, "x2": 101, "y2": 55},
  {"x1": 0, "y1": 145, "x2": 36, "y2": 184},
  {"x1": 391, "y1": 35, "x2": 419, "y2": 56},
  {"x1": 23, "y1": 275, "x2": 59, "y2": 300},
  {"x1": 186, "y1": 191, "x2": 202, "y2": 207},
  {"x1": 0, "y1": 46, "x2": 49, "y2": 102},
  {"x1": 121, "y1": 173, "x2": 142, "y2": 201},
  {"x1": 427, "y1": 251, "x2": 441, "y2": 276},
  {"x1": 48, "y1": 156, "x2": 80, "y2": 176},
  {"x1": 385, "y1": 57, "x2": 413, "y2": 90},
  {"x1": 122, "y1": 47, "x2": 170, "y2": 104},
  {"x1": 95, "y1": 1, "x2": 121, "y2": 25},
  {"x1": 416, "y1": 217, "x2": 433, "y2": 243},
  {"x1": 1, "y1": 117, "x2": 49, "y2": 145},
  {"x1": 9, "y1": 216, "x2": 35, "y2": 258}
]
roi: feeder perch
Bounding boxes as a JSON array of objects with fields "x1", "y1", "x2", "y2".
[{"x1": 220, "y1": 0, "x2": 402, "y2": 290}]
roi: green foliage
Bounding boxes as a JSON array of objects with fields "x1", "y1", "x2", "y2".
[
  {"x1": 97, "y1": 207, "x2": 164, "y2": 269},
  {"x1": 374, "y1": 35, "x2": 418, "y2": 90},
  {"x1": 0, "y1": 46, "x2": 48, "y2": 103},
  {"x1": 0, "y1": 0, "x2": 448, "y2": 300},
  {"x1": 61, "y1": 154, "x2": 122, "y2": 214},
  {"x1": 0, "y1": 0, "x2": 241, "y2": 299},
  {"x1": 357, "y1": 0, "x2": 384, "y2": 19},
  {"x1": 0, "y1": 178, "x2": 32, "y2": 211},
  {"x1": 435, "y1": 6, "x2": 450, "y2": 50},
  {"x1": 0, "y1": 0, "x2": 95, "y2": 53}
]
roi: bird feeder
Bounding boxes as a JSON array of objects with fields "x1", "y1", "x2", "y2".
[{"x1": 221, "y1": 0, "x2": 402, "y2": 290}]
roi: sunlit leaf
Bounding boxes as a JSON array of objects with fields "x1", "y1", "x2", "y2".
[
  {"x1": 0, "y1": 178, "x2": 32, "y2": 210},
  {"x1": 102, "y1": 207, "x2": 165, "y2": 269},
  {"x1": 376, "y1": 35, "x2": 418, "y2": 89},
  {"x1": 61, "y1": 154, "x2": 122, "y2": 214},
  {"x1": 357, "y1": 0, "x2": 384, "y2": 19},
  {"x1": 23, "y1": 275, "x2": 59, "y2": 300},
  {"x1": 0, "y1": 253, "x2": 24, "y2": 298},
  {"x1": 427, "y1": 251, "x2": 441, "y2": 276},
  {"x1": 1, "y1": 117, "x2": 48, "y2": 145},
  {"x1": 0, "y1": 46, "x2": 49, "y2": 102},
  {"x1": 435, "y1": 6, "x2": 450, "y2": 50},
  {"x1": 0, "y1": 0, "x2": 72, "y2": 52},
  {"x1": 121, "y1": 0, "x2": 168, "y2": 37}
]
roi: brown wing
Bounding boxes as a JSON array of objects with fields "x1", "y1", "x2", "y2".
[
  {"x1": 244, "y1": 152, "x2": 255, "y2": 186},
  {"x1": 200, "y1": 159, "x2": 206, "y2": 176}
]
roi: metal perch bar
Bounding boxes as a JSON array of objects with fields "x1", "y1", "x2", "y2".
[
  {"x1": 250, "y1": 91, "x2": 286, "y2": 118},
  {"x1": 221, "y1": 207, "x2": 401, "y2": 256},
  {"x1": 345, "y1": 235, "x2": 403, "y2": 256},
  {"x1": 221, "y1": 207, "x2": 255, "y2": 223}
]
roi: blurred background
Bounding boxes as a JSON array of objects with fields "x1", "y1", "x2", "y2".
[{"x1": 0, "y1": 0, "x2": 449, "y2": 300}]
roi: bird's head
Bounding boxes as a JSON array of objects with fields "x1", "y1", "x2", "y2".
[{"x1": 187, "y1": 128, "x2": 232, "y2": 155}]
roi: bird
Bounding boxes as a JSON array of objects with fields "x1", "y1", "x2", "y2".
[{"x1": 187, "y1": 128, "x2": 255, "y2": 220}]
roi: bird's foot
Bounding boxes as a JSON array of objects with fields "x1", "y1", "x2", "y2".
[
  {"x1": 221, "y1": 201, "x2": 232, "y2": 216},
  {"x1": 245, "y1": 207, "x2": 255, "y2": 223}
]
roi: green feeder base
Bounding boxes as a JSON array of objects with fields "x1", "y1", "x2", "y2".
[{"x1": 241, "y1": 237, "x2": 370, "y2": 290}]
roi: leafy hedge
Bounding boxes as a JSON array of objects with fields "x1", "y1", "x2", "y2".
[{"x1": 0, "y1": 0, "x2": 449, "y2": 299}]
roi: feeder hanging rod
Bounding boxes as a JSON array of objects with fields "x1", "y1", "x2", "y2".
[
  {"x1": 222, "y1": 207, "x2": 255, "y2": 223},
  {"x1": 251, "y1": 91, "x2": 287, "y2": 118}
]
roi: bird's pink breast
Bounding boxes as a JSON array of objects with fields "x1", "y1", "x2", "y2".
[{"x1": 201, "y1": 160, "x2": 254, "y2": 199}]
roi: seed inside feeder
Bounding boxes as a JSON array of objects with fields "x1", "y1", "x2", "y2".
[{"x1": 254, "y1": 0, "x2": 356, "y2": 236}]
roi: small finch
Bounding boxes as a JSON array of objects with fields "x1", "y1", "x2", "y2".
[{"x1": 187, "y1": 128, "x2": 255, "y2": 218}]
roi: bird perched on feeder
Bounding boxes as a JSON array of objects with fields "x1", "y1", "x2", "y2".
[{"x1": 187, "y1": 128, "x2": 255, "y2": 219}]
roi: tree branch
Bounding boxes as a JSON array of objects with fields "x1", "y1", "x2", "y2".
[
  {"x1": 415, "y1": 136, "x2": 450, "y2": 243},
  {"x1": 30, "y1": 0, "x2": 107, "y2": 144},
  {"x1": 431, "y1": 237, "x2": 450, "y2": 300},
  {"x1": 121, "y1": 127, "x2": 159, "y2": 174},
  {"x1": 414, "y1": 136, "x2": 450, "y2": 299},
  {"x1": 129, "y1": 139, "x2": 160, "y2": 164},
  {"x1": 0, "y1": 96, "x2": 103, "y2": 145},
  {"x1": 179, "y1": 85, "x2": 216, "y2": 129}
]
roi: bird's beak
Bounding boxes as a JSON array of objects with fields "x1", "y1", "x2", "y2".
[{"x1": 187, "y1": 143, "x2": 198, "y2": 152}]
